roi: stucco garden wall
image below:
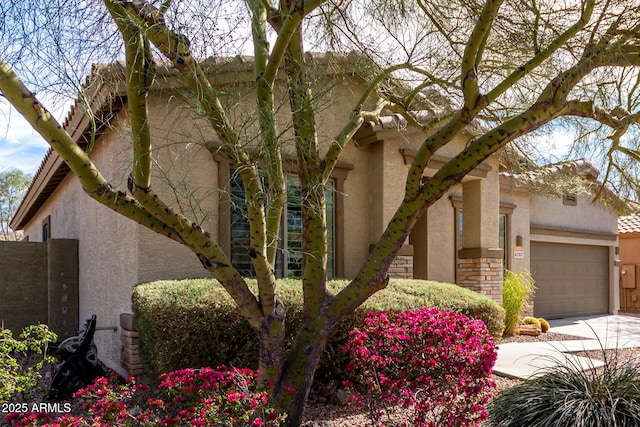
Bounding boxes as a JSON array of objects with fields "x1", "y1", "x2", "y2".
[
  {"x1": 620, "y1": 233, "x2": 640, "y2": 265},
  {"x1": 0, "y1": 239, "x2": 78, "y2": 338}
]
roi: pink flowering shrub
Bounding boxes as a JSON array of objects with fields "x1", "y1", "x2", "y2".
[
  {"x1": 343, "y1": 308, "x2": 497, "y2": 427},
  {"x1": 5, "y1": 367, "x2": 285, "y2": 427}
]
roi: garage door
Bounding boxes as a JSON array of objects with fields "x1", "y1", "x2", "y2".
[{"x1": 531, "y1": 242, "x2": 609, "y2": 319}]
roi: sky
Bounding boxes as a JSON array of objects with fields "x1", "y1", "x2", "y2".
[{"x1": 0, "y1": 102, "x2": 50, "y2": 176}]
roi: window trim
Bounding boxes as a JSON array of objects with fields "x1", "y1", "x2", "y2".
[{"x1": 217, "y1": 157, "x2": 351, "y2": 278}]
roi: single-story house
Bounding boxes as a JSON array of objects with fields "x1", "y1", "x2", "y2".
[{"x1": 10, "y1": 54, "x2": 622, "y2": 371}]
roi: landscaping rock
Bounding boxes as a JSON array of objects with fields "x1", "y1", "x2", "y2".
[{"x1": 516, "y1": 324, "x2": 541, "y2": 336}]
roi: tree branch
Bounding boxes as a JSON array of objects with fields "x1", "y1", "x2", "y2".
[
  {"x1": 486, "y1": 0, "x2": 595, "y2": 104},
  {"x1": 107, "y1": 0, "x2": 248, "y2": 167},
  {"x1": 248, "y1": 0, "x2": 284, "y2": 314},
  {"x1": 107, "y1": 0, "x2": 281, "y2": 317},
  {"x1": 105, "y1": 1, "x2": 153, "y2": 189},
  {"x1": 283, "y1": 14, "x2": 331, "y2": 319},
  {"x1": 322, "y1": 99, "x2": 388, "y2": 183},
  {"x1": 0, "y1": 58, "x2": 264, "y2": 329},
  {"x1": 460, "y1": 0, "x2": 504, "y2": 110}
]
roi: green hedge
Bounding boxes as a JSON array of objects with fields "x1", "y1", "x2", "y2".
[{"x1": 132, "y1": 278, "x2": 504, "y2": 380}]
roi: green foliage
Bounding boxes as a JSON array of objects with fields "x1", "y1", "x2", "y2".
[
  {"x1": 488, "y1": 350, "x2": 640, "y2": 426},
  {"x1": 522, "y1": 316, "x2": 541, "y2": 329},
  {"x1": 538, "y1": 318, "x2": 550, "y2": 333},
  {"x1": 0, "y1": 324, "x2": 57, "y2": 401},
  {"x1": 0, "y1": 168, "x2": 31, "y2": 239},
  {"x1": 132, "y1": 278, "x2": 504, "y2": 380},
  {"x1": 502, "y1": 270, "x2": 536, "y2": 336},
  {"x1": 344, "y1": 308, "x2": 497, "y2": 426}
]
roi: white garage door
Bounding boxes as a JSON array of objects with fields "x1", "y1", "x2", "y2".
[{"x1": 531, "y1": 242, "x2": 609, "y2": 319}]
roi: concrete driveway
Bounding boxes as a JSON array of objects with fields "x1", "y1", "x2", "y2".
[{"x1": 493, "y1": 314, "x2": 640, "y2": 380}]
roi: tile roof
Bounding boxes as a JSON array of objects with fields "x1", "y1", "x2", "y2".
[{"x1": 619, "y1": 215, "x2": 640, "y2": 233}]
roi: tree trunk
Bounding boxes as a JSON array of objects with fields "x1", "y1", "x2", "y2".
[
  {"x1": 275, "y1": 317, "x2": 333, "y2": 427},
  {"x1": 257, "y1": 301, "x2": 287, "y2": 389}
]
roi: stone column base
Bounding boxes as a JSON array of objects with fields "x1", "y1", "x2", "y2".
[
  {"x1": 389, "y1": 255, "x2": 414, "y2": 278},
  {"x1": 120, "y1": 313, "x2": 144, "y2": 376},
  {"x1": 457, "y1": 248, "x2": 503, "y2": 304},
  {"x1": 369, "y1": 244, "x2": 414, "y2": 279}
]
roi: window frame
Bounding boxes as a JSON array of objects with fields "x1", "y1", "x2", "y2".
[
  {"x1": 42, "y1": 215, "x2": 51, "y2": 242},
  {"x1": 218, "y1": 157, "x2": 350, "y2": 278}
]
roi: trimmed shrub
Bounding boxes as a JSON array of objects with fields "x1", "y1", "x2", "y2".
[
  {"x1": 344, "y1": 308, "x2": 497, "y2": 426},
  {"x1": 502, "y1": 270, "x2": 535, "y2": 335},
  {"x1": 132, "y1": 278, "x2": 504, "y2": 380},
  {"x1": 488, "y1": 351, "x2": 640, "y2": 426}
]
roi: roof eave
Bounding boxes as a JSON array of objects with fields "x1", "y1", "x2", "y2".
[
  {"x1": 10, "y1": 72, "x2": 127, "y2": 231},
  {"x1": 9, "y1": 53, "x2": 381, "y2": 231}
]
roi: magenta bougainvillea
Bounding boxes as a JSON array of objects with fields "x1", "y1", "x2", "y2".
[
  {"x1": 6, "y1": 309, "x2": 496, "y2": 427},
  {"x1": 343, "y1": 308, "x2": 497, "y2": 426},
  {"x1": 5, "y1": 367, "x2": 285, "y2": 427}
]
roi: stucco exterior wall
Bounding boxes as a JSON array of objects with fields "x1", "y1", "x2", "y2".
[
  {"x1": 128, "y1": 77, "x2": 378, "y2": 281},
  {"x1": 499, "y1": 182, "x2": 531, "y2": 274},
  {"x1": 23, "y1": 172, "x2": 79, "y2": 242},
  {"x1": 336, "y1": 143, "x2": 371, "y2": 278},
  {"x1": 620, "y1": 233, "x2": 640, "y2": 265},
  {"x1": 425, "y1": 193, "x2": 458, "y2": 283},
  {"x1": 135, "y1": 94, "x2": 219, "y2": 283},
  {"x1": 530, "y1": 193, "x2": 618, "y2": 235},
  {"x1": 23, "y1": 115, "x2": 139, "y2": 365}
]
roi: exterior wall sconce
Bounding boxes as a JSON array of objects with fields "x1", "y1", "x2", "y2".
[{"x1": 515, "y1": 235, "x2": 523, "y2": 251}]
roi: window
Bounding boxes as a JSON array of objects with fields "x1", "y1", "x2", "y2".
[
  {"x1": 499, "y1": 213, "x2": 507, "y2": 267},
  {"x1": 42, "y1": 215, "x2": 51, "y2": 242},
  {"x1": 452, "y1": 199, "x2": 514, "y2": 270},
  {"x1": 563, "y1": 194, "x2": 577, "y2": 206},
  {"x1": 230, "y1": 173, "x2": 335, "y2": 278}
]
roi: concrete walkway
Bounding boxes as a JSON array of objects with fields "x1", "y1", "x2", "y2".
[{"x1": 494, "y1": 314, "x2": 640, "y2": 380}]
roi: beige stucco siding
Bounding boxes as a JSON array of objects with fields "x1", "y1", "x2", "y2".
[
  {"x1": 76, "y1": 128, "x2": 139, "y2": 365},
  {"x1": 336, "y1": 143, "x2": 371, "y2": 278},
  {"x1": 23, "y1": 125, "x2": 139, "y2": 364},
  {"x1": 135, "y1": 94, "x2": 220, "y2": 283},
  {"x1": 365, "y1": 136, "x2": 414, "y2": 245},
  {"x1": 499, "y1": 183, "x2": 531, "y2": 273},
  {"x1": 530, "y1": 193, "x2": 618, "y2": 235},
  {"x1": 23, "y1": 172, "x2": 79, "y2": 242},
  {"x1": 425, "y1": 193, "x2": 458, "y2": 283}
]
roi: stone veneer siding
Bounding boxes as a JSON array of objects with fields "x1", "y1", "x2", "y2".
[
  {"x1": 521, "y1": 300, "x2": 534, "y2": 317},
  {"x1": 388, "y1": 255, "x2": 414, "y2": 279},
  {"x1": 457, "y1": 257, "x2": 503, "y2": 305},
  {"x1": 120, "y1": 314, "x2": 144, "y2": 376}
]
